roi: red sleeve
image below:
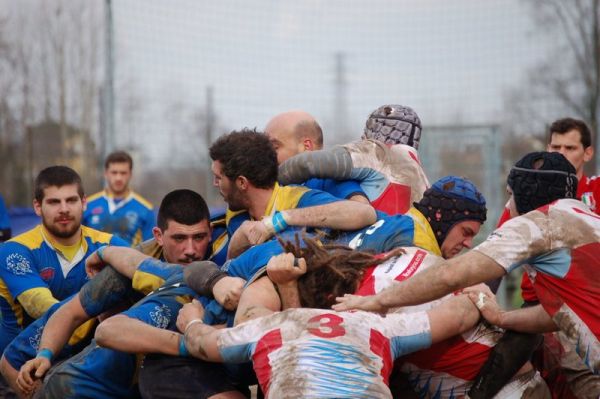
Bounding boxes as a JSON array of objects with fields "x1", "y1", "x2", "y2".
[
  {"x1": 496, "y1": 207, "x2": 511, "y2": 228},
  {"x1": 520, "y1": 273, "x2": 538, "y2": 302}
]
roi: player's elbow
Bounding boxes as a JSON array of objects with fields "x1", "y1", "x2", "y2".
[{"x1": 94, "y1": 319, "x2": 117, "y2": 348}]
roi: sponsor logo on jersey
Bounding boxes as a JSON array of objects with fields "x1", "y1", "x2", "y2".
[
  {"x1": 40, "y1": 267, "x2": 55, "y2": 281},
  {"x1": 398, "y1": 249, "x2": 426, "y2": 280}
]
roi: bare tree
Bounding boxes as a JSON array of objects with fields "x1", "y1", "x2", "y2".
[
  {"x1": 510, "y1": 0, "x2": 600, "y2": 173},
  {"x1": 0, "y1": 0, "x2": 106, "y2": 203}
]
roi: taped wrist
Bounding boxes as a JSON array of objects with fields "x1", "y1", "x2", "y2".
[
  {"x1": 278, "y1": 146, "x2": 353, "y2": 185},
  {"x1": 183, "y1": 261, "x2": 226, "y2": 297},
  {"x1": 263, "y1": 212, "x2": 288, "y2": 234}
]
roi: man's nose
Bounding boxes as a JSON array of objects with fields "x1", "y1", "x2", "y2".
[{"x1": 463, "y1": 237, "x2": 473, "y2": 249}]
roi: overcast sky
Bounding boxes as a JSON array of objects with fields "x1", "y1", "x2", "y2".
[{"x1": 110, "y1": 0, "x2": 546, "y2": 161}]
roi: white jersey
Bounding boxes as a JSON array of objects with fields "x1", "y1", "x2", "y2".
[
  {"x1": 218, "y1": 308, "x2": 432, "y2": 398},
  {"x1": 475, "y1": 198, "x2": 600, "y2": 373},
  {"x1": 343, "y1": 140, "x2": 430, "y2": 215},
  {"x1": 365, "y1": 248, "x2": 505, "y2": 398}
]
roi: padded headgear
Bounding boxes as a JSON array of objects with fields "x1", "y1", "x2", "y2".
[
  {"x1": 507, "y1": 151, "x2": 577, "y2": 215},
  {"x1": 414, "y1": 176, "x2": 487, "y2": 247},
  {"x1": 362, "y1": 104, "x2": 422, "y2": 149}
]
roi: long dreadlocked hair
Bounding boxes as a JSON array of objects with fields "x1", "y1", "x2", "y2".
[{"x1": 278, "y1": 233, "x2": 405, "y2": 309}]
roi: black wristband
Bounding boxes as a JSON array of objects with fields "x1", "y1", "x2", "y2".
[{"x1": 183, "y1": 261, "x2": 227, "y2": 297}]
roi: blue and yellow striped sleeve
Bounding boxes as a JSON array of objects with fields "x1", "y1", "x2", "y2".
[{"x1": 132, "y1": 258, "x2": 182, "y2": 294}]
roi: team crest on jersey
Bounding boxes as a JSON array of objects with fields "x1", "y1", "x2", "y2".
[
  {"x1": 581, "y1": 192, "x2": 596, "y2": 212},
  {"x1": 149, "y1": 304, "x2": 171, "y2": 329},
  {"x1": 6, "y1": 253, "x2": 32, "y2": 275},
  {"x1": 125, "y1": 211, "x2": 139, "y2": 228},
  {"x1": 40, "y1": 267, "x2": 55, "y2": 281},
  {"x1": 91, "y1": 206, "x2": 104, "y2": 215},
  {"x1": 29, "y1": 324, "x2": 44, "y2": 351}
]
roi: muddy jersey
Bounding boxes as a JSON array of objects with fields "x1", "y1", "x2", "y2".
[
  {"x1": 210, "y1": 183, "x2": 342, "y2": 266},
  {"x1": 279, "y1": 140, "x2": 430, "y2": 215},
  {"x1": 356, "y1": 247, "x2": 504, "y2": 398},
  {"x1": 218, "y1": 308, "x2": 432, "y2": 399},
  {"x1": 224, "y1": 210, "x2": 442, "y2": 285},
  {"x1": 475, "y1": 198, "x2": 600, "y2": 373},
  {"x1": 36, "y1": 260, "x2": 206, "y2": 399}
]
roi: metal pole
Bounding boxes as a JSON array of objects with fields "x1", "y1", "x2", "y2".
[{"x1": 104, "y1": 0, "x2": 115, "y2": 156}]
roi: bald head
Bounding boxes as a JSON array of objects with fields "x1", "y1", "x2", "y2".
[{"x1": 265, "y1": 110, "x2": 323, "y2": 164}]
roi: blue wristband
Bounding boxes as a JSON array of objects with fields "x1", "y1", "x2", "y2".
[
  {"x1": 272, "y1": 212, "x2": 288, "y2": 234},
  {"x1": 96, "y1": 245, "x2": 108, "y2": 262},
  {"x1": 37, "y1": 348, "x2": 54, "y2": 362},
  {"x1": 178, "y1": 335, "x2": 189, "y2": 357}
]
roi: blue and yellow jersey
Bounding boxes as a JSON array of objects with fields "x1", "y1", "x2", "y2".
[
  {"x1": 335, "y1": 209, "x2": 441, "y2": 256},
  {"x1": 0, "y1": 225, "x2": 128, "y2": 352},
  {"x1": 223, "y1": 209, "x2": 441, "y2": 284},
  {"x1": 211, "y1": 183, "x2": 341, "y2": 265},
  {"x1": 83, "y1": 189, "x2": 155, "y2": 247},
  {"x1": 3, "y1": 296, "x2": 97, "y2": 371},
  {"x1": 36, "y1": 259, "x2": 203, "y2": 399}
]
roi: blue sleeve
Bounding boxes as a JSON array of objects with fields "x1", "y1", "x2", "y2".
[
  {"x1": 223, "y1": 240, "x2": 284, "y2": 280},
  {"x1": 109, "y1": 235, "x2": 130, "y2": 247},
  {"x1": 202, "y1": 299, "x2": 235, "y2": 327},
  {"x1": 3, "y1": 297, "x2": 93, "y2": 370},
  {"x1": 137, "y1": 258, "x2": 183, "y2": 281},
  {"x1": 304, "y1": 178, "x2": 366, "y2": 200},
  {"x1": 296, "y1": 188, "x2": 342, "y2": 208},
  {"x1": 329, "y1": 213, "x2": 415, "y2": 253},
  {"x1": 0, "y1": 242, "x2": 46, "y2": 299}
]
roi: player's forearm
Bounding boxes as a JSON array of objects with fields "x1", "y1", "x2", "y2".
[
  {"x1": 496, "y1": 305, "x2": 558, "y2": 333},
  {"x1": 277, "y1": 282, "x2": 301, "y2": 310},
  {"x1": 184, "y1": 322, "x2": 222, "y2": 362},
  {"x1": 95, "y1": 315, "x2": 180, "y2": 355},
  {"x1": 283, "y1": 201, "x2": 376, "y2": 230},
  {"x1": 278, "y1": 147, "x2": 353, "y2": 185},
  {"x1": 378, "y1": 253, "x2": 505, "y2": 309},
  {"x1": 101, "y1": 246, "x2": 150, "y2": 279},
  {"x1": 40, "y1": 297, "x2": 91, "y2": 356},
  {"x1": 375, "y1": 264, "x2": 457, "y2": 309}
]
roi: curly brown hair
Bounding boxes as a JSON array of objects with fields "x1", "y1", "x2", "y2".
[{"x1": 278, "y1": 234, "x2": 404, "y2": 309}]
